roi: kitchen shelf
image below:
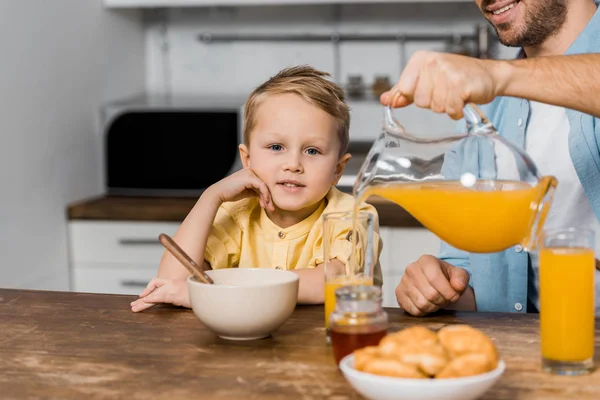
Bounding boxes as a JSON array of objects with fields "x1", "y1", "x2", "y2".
[{"x1": 105, "y1": 0, "x2": 472, "y2": 8}]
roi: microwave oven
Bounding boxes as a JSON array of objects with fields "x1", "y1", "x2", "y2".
[{"x1": 102, "y1": 95, "x2": 245, "y2": 197}]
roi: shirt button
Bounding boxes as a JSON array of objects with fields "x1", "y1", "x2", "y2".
[
  {"x1": 278, "y1": 231, "x2": 286, "y2": 239},
  {"x1": 517, "y1": 118, "x2": 523, "y2": 127},
  {"x1": 514, "y1": 303, "x2": 523, "y2": 311},
  {"x1": 514, "y1": 244, "x2": 524, "y2": 253}
]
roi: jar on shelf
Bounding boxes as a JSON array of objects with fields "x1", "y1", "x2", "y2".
[
  {"x1": 329, "y1": 284, "x2": 388, "y2": 365},
  {"x1": 346, "y1": 75, "x2": 366, "y2": 99},
  {"x1": 371, "y1": 75, "x2": 392, "y2": 98}
]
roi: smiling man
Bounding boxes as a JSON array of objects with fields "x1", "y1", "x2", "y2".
[{"x1": 381, "y1": 0, "x2": 600, "y2": 316}]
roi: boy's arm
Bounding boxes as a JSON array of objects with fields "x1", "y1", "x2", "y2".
[
  {"x1": 294, "y1": 259, "x2": 346, "y2": 304},
  {"x1": 158, "y1": 167, "x2": 274, "y2": 279},
  {"x1": 130, "y1": 189, "x2": 222, "y2": 312},
  {"x1": 157, "y1": 186, "x2": 221, "y2": 280},
  {"x1": 131, "y1": 168, "x2": 274, "y2": 312}
]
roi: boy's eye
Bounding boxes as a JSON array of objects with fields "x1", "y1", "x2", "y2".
[
  {"x1": 306, "y1": 148, "x2": 320, "y2": 155},
  {"x1": 269, "y1": 144, "x2": 283, "y2": 151}
]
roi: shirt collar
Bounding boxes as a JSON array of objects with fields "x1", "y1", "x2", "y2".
[{"x1": 259, "y1": 199, "x2": 327, "y2": 240}]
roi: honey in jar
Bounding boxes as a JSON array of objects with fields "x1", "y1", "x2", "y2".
[{"x1": 329, "y1": 285, "x2": 388, "y2": 365}]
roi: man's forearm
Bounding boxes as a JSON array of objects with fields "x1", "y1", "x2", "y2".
[{"x1": 495, "y1": 54, "x2": 600, "y2": 118}]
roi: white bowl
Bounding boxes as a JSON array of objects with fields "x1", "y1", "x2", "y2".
[
  {"x1": 339, "y1": 354, "x2": 505, "y2": 400},
  {"x1": 187, "y1": 268, "x2": 299, "y2": 340}
]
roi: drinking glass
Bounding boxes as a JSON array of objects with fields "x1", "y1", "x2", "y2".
[
  {"x1": 539, "y1": 227, "x2": 596, "y2": 375},
  {"x1": 322, "y1": 211, "x2": 378, "y2": 343}
]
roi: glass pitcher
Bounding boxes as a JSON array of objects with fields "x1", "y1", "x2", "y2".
[{"x1": 353, "y1": 95, "x2": 557, "y2": 254}]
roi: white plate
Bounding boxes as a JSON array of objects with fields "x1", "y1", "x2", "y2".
[{"x1": 339, "y1": 354, "x2": 505, "y2": 400}]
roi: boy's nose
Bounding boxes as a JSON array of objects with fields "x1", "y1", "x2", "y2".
[{"x1": 283, "y1": 154, "x2": 303, "y2": 172}]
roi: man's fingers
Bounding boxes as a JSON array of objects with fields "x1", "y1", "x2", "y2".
[
  {"x1": 431, "y1": 68, "x2": 448, "y2": 114},
  {"x1": 380, "y1": 90, "x2": 412, "y2": 108},
  {"x1": 410, "y1": 285, "x2": 440, "y2": 314},
  {"x1": 440, "y1": 261, "x2": 470, "y2": 293},
  {"x1": 396, "y1": 270, "x2": 438, "y2": 315},
  {"x1": 397, "y1": 51, "x2": 427, "y2": 101},
  {"x1": 413, "y1": 66, "x2": 434, "y2": 110},
  {"x1": 408, "y1": 262, "x2": 447, "y2": 306},
  {"x1": 396, "y1": 281, "x2": 426, "y2": 317},
  {"x1": 418, "y1": 256, "x2": 461, "y2": 303}
]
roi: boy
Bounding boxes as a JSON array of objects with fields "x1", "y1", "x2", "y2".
[{"x1": 131, "y1": 65, "x2": 380, "y2": 312}]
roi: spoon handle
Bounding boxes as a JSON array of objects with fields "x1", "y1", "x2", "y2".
[{"x1": 158, "y1": 233, "x2": 215, "y2": 285}]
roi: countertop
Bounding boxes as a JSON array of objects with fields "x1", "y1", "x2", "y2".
[
  {"x1": 67, "y1": 194, "x2": 423, "y2": 227},
  {"x1": 2, "y1": 288, "x2": 599, "y2": 399}
]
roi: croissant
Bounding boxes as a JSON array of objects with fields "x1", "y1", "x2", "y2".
[{"x1": 353, "y1": 324, "x2": 499, "y2": 379}]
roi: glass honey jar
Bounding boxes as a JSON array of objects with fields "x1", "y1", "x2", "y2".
[{"x1": 329, "y1": 285, "x2": 388, "y2": 365}]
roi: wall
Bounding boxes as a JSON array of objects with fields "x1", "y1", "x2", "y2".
[
  {"x1": 145, "y1": 2, "x2": 517, "y2": 139},
  {"x1": 0, "y1": 1, "x2": 145, "y2": 290}
]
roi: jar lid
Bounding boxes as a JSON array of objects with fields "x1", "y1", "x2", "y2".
[{"x1": 335, "y1": 284, "x2": 382, "y2": 302}]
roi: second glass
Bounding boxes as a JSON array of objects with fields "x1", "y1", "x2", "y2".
[
  {"x1": 322, "y1": 211, "x2": 378, "y2": 342},
  {"x1": 539, "y1": 227, "x2": 596, "y2": 375}
]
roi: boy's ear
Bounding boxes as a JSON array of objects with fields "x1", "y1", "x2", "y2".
[
  {"x1": 332, "y1": 153, "x2": 352, "y2": 185},
  {"x1": 239, "y1": 144, "x2": 251, "y2": 168}
]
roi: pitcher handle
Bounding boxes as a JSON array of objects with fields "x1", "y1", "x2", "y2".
[
  {"x1": 463, "y1": 103, "x2": 496, "y2": 135},
  {"x1": 383, "y1": 88, "x2": 406, "y2": 133},
  {"x1": 384, "y1": 89, "x2": 496, "y2": 135}
]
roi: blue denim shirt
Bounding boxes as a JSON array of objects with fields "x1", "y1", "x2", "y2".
[{"x1": 440, "y1": 5, "x2": 600, "y2": 313}]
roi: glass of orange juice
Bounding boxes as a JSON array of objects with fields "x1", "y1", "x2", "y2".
[
  {"x1": 539, "y1": 227, "x2": 596, "y2": 375},
  {"x1": 322, "y1": 211, "x2": 379, "y2": 343}
]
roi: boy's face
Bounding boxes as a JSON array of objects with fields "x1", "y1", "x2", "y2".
[{"x1": 240, "y1": 93, "x2": 350, "y2": 220}]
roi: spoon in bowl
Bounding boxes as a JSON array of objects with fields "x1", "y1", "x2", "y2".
[{"x1": 158, "y1": 233, "x2": 214, "y2": 285}]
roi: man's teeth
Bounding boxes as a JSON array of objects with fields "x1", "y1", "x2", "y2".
[{"x1": 493, "y1": 2, "x2": 517, "y2": 15}]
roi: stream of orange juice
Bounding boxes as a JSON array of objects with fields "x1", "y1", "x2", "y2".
[
  {"x1": 325, "y1": 275, "x2": 373, "y2": 329},
  {"x1": 540, "y1": 247, "x2": 595, "y2": 362},
  {"x1": 357, "y1": 178, "x2": 554, "y2": 253}
]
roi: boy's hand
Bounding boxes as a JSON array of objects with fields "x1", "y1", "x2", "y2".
[
  {"x1": 130, "y1": 277, "x2": 190, "y2": 312},
  {"x1": 210, "y1": 168, "x2": 274, "y2": 211}
]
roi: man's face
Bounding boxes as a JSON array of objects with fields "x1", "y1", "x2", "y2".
[{"x1": 474, "y1": 0, "x2": 567, "y2": 47}]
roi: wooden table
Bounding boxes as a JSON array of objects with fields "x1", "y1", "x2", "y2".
[{"x1": 1, "y1": 288, "x2": 599, "y2": 399}]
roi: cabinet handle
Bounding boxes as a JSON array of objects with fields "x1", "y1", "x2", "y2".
[
  {"x1": 118, "y1": 238, "x2": 160, "y2": 246},
  {"x1": 121, "y1": 280, "x2": 149, "y2": 288}
]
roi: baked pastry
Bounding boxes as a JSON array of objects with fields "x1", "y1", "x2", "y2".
[
  {"x1": 353, "y1": 324, "x2": 499, "y2": 379},
  {"x1": 437, "y1": 324, "x2": 499, "y2": 373}
]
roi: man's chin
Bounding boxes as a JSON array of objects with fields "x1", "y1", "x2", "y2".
[{"x1": 490, "y1": 24, "x2": 524, "y2": 47}]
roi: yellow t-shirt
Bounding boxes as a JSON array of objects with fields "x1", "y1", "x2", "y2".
[{"x1": 204, "y1": 187, "x2": 382, "y2": 283}]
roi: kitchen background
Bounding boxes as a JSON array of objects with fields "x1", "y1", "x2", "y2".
[{"x1": 1, "y1": 1, "x2": 516, "y2": 303}]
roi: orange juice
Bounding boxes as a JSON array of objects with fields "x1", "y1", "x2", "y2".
[
  {"x1": 540, "y1": 247, "x2": 595, "y2": 362},
  {"x1": 325, "y1": 276, "x2": 373, "y2": 329},
  {"x1": 358, "y1": 178, "x2": 554, "y2": 253}
]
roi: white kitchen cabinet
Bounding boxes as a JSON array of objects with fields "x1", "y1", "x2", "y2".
[
  {"x1": 68, "y1": 221, "x2": 180, "y2": 295},
  {"x1": 68, "y1": 220, "x2": 441, "y2": 300},
  {"x1": 105, "y1": 0, "x2": 471, "y2": 8},
  {"x1": 379, "y1": 227, "x2": 441, "y2": 308},
  {"x1": 72, "y1": 265, "x2": 159, "y2": 295}
]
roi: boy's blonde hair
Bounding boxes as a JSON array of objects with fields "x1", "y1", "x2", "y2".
[{"x1": 243, "y1": 65, "x2": 350, "y2": 157}]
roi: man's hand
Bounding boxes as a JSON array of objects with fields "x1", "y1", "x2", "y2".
[
  {"x1": 380, "y1": 51, "x2": 504, "y2": 120},
  {"x1": 395, "y1": 255, "x2": 471, "y2": 316},
  {"x1": 130, "y1": 277, "x2": 190, "y2": 312}
]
